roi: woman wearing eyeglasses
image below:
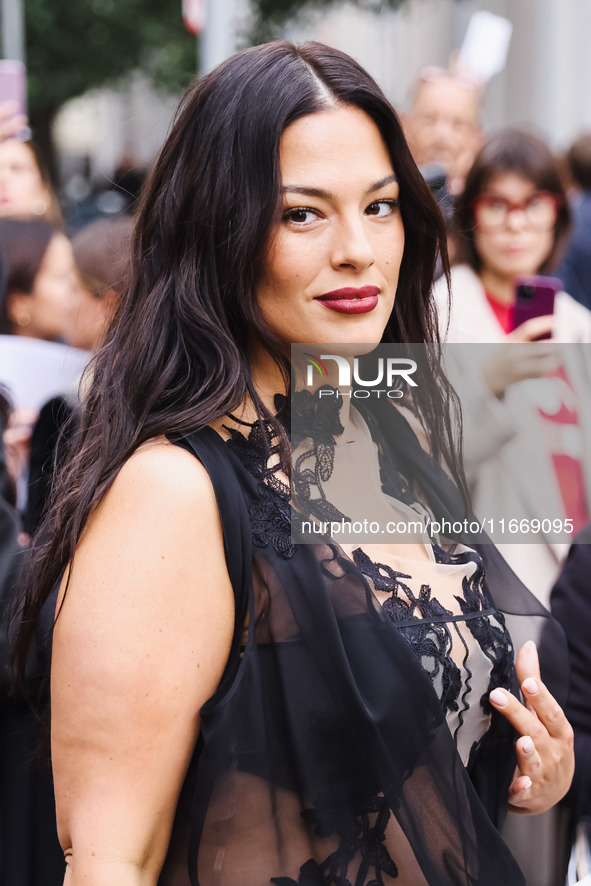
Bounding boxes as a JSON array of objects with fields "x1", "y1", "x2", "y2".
[
  {"x1": 437, "y1": 128, "x2": 582, "y2": 347},
  {"x1": 433, "y1": 129, "x2": 589, "y2": 885},
  {"x1": 434, "y1": 128, "x2": 591, "y2": 607}
]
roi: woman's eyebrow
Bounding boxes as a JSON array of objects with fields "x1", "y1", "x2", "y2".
[
  {"x1": 368, "y1": 174, "x2": 398, "y2": 192},
  {"x1": 282, "y1": 185, "x2": 334, "y2": 199},
  {"x1": 282, "y1": 174, "x2": 398, "y2": 200}
]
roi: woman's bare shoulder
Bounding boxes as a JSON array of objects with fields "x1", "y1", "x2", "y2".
[
  {"x1": 58, "y1": 433, "x2": 233, "y2": 683},
  {"x1": 121, "y1": 434, "x2": 210, "y2": 489},
  {"x1": 99, "y1": 435, "x2": 216, "y2": 522},
  {"x1": 72, "y1": 435, "x2": 222, "y2": 579}
]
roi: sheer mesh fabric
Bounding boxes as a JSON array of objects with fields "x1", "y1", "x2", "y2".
[
  {"x1": 159, "y1": 411, "x2": 569, "y2": 886},
  {"x1": 191, "y1": 541, "x2": 520, "y2": 885},
  {"x1": 351, "y1": 544, "x2": 514, "y2": 766}
]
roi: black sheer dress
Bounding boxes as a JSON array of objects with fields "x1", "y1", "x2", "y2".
[{"x1": 157, "y1": 398, "x2": 568, "y2": 886}]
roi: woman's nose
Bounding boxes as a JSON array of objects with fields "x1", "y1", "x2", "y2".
[
  {"x1": 505, "y1": 207, "x2": 529, "y2": 231},
  {"x1": 330, "y1": 216, "x2": 375, "y2": 271}
]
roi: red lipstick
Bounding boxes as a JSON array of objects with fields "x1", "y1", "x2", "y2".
[{"x1": 316, "y1": 286, "x2": 379, "y2": 315}]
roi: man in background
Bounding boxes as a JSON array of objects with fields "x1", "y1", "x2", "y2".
[{"x1": 404, "y1": 67, "x2": 483, "y2": 197}]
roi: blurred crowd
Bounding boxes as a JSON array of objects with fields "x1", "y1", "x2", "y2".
[{"x1": 1, "y1": 53, "x2": 591, "y2": 886}]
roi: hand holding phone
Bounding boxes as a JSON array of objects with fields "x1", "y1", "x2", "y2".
[
  {"x1": 481, "y1": 338, "x2": 560, "y2": 397},
  {"x1": 0, "y1": 60, "x2": 28, "y2": 141},
  {"x1": 481, "y1": 275, "x2": 562, "y2": 397}
]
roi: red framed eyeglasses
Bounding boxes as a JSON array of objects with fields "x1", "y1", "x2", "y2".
[{"x1": 473, "y1": 191, "x2": 564, "y2": 230}]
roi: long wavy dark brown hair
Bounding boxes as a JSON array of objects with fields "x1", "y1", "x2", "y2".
[{"x1": 14, "y1": 40, "x2": 462, "y2": 683}]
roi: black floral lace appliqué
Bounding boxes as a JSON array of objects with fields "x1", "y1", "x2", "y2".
[
  {"x1": 224, "y1": 421, "x2": 296, "y2": 560},
  {"x1": 434, "y1": 544, "x2": 515, "y2": 711},
  {"x1": 352, "y1": 545, "x2": 514, "y2": 725},
  {"x1": 358, "y1": 407, "x2": 420, "y2": 511},
  {"x1": 353, "y1": 549, "x2": 463, "y2": 716},
  {"x1": 290, "y1": 388, "x2": 350, "y2": 528},
  {"x1": 271, "y1": 794, "x2": 398, "y2": 886},
  {"x1": 224, "y1": 391, "x2": 350, "y2": 559}
]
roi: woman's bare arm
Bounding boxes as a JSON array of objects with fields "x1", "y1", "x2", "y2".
[{"x1": 51, "y1": 440, "x2": 235, "y2": 885}]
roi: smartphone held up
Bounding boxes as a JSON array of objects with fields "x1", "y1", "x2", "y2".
[{"x1": 512, "y1": 275, "x2": 562, "y2": 339}]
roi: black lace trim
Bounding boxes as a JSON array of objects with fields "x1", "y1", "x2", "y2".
[
  {"x1": 224, "y1": 391, "x2": 349, "y2": 560},
  {"x1": 352, "y1": 546, "x2": 514, "y2": 724},
  {"x1": 439, "y1": 545, "x2": 515, "y2": 724},
  {"x1": 359, "y1": 407, "x2": 419, "y2": 510},
  {"x1": 271, "y1": 794, "x2": 398, "y2": 886},
  {"x1": 290, "y1": 388, "x2": 350, "y2": 528},
  {"x1": 353, "y1": 548, "x2": 463, "y2": 717},
  {"x1": 224, "y1": 422, "x2": 296, "y2": 560},
  {"x1": 434, "y1": 544, "x2": 515, "y2": 710}
]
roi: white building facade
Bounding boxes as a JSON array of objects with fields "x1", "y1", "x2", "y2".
[
  {"x1": 287, "y1": 0, "x2": 591, "y2": 150},
  {"x1": 53, "y1": 0, "x2": 590, "y2": 185}
]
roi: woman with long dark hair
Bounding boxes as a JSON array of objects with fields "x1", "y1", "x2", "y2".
[{"x1": 14, "y1": 43, "x2": 573, "y2": 886}]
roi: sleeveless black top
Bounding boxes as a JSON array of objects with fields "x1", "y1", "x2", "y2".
[{"x1": 158, "y1": 403, "x2": 568, "y2": 886}]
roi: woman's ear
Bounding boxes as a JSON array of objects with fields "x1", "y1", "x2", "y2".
[
  {"x1": 31, "y1": 183, "x2": 53, "y2": 218},
  {"x1": 6, "y1": 290, "x2": 32, "y2": 332}
]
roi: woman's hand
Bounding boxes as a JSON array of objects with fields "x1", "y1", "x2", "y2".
[
  {"x1": 489, "y1": 640, "x2": 574, "y2": 815},
  {"x1": 480, "y1": 317, "x2": 559, "y2": 397},
  {"x1": 0, "y1": 100, "x2": 28, "y2": 141}
]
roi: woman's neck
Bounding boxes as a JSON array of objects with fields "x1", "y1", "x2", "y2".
[
  {"x1": 247, "y1": 342, "x2": 287, "y2": 416},
  {"x1": 478, "y1": 267, "x2": 515, "y2": 306}
]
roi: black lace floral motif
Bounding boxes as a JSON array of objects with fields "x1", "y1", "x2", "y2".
[
  {"x1": 290, "y1": 388, "x2": 351, "y2": 527},
  {"x1": 224, "y1": 421, "x2": 296, "y2": 560},
  {"x1": 271, "y1": 794, "x2": 398, "y2": 886},
  {"x1": 224, "y1": 390, "x2": 350, "y2": 558},
  {"x1": 353, "y1": 549, "x2": 463, "y2": 716},
  {"x1": 352, "y1": 545, "x2": 514, "y2": 724},
  {"x1": 435, "y1": 545, "x2": 515, "y2": 712}
]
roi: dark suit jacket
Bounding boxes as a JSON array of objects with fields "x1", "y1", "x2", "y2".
[
  {"x1": 556, "y1": 192, "x2": 591, "y2": 311},
  {"x1": 550, "y1": 523, "x2": 591, "y2": 827}
]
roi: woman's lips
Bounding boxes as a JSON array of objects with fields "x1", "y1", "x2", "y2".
[
  {"x1": 315, "y1": 286, "x2": 380, "y2": 315},
  {"x1": 503, "y1": 242, "x2": 530, "y2": 255}
]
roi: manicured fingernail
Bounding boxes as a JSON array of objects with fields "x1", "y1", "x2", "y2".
[
  {"x1": 490, "y1": 688, "x2": 509, "y2": 707},
  {"x1": 521, "y1": 737, "x2": 534, "y2": 754},
  {"x1": 522, "y1": 678, "x2": 539, "y2": 695},
  {"x1": 522, "y1": 777, "x2": 532, "y2": 792}
]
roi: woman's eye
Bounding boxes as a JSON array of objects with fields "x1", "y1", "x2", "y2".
[
  {"x1": 283, "y1": 208, "x2": 319, "y2": 225},
  {"x1": 365, "y1": 199, "x2": 399, "y2": 217}
]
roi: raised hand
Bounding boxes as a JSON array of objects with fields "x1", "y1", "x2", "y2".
[
  {"x1": 480, "y1": 319, "x2": 560, "y2": 397},
  {"x1": 0, "y1": 100, "x2": 27, "y2": 141},
  {"x1": 489, "y1": 639, "x2": 574, "y2": 814}
]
